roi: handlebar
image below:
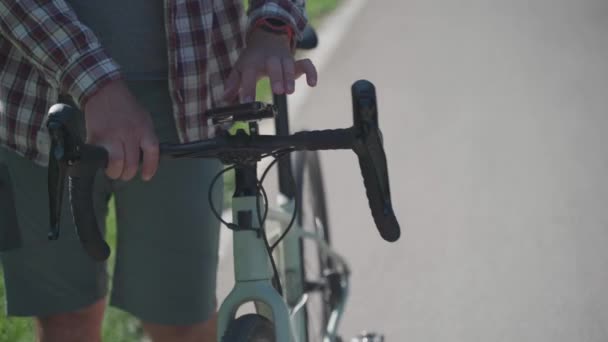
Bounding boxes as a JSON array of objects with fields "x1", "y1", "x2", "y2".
[{"x1": 47, "y1": 80, "x2": 401, "y2": 261}]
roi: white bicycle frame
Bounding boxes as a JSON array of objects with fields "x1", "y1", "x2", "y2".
[{"x1": 217, "y1": 192, "x2": 350, "y2": 342}]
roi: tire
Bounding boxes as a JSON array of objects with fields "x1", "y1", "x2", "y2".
[
  {"x1": 222, "y1": 314, "x2": 275, "y2": 342},
  {"x1": 293, "y1": 150, "x2": 333, "y2": 342}
]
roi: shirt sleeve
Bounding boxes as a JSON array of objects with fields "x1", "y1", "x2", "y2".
[
  {"x1": 0, "y1": 0, "x2": 121, "y2": 108},
  {"x1": 247, "y1": 0, "x2": 308, "y2": 39}
]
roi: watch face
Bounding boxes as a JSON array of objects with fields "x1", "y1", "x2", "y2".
[{"x1": 254, "y1": 18, "x2": 295, "y2": 43}]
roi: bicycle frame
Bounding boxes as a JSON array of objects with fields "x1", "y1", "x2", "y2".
[
  {"x1": 272, "y1": 89, "x2": 349, "y2": 341},
  {"x1": 267, "y1": 197, "x2": 350, "y2": 342},
  {"x1": 216, "y1": 185, "x2": 349, "y2": 342},
  {"x1": 217, "y1": 90, "x2": 351, "y2": 340},
  {"x1": 217, "y1": 189, "x2": 295, "y2": 341}
]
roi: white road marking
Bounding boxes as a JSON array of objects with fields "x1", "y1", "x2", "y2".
[{"x1": 288, "y1": 0, "x2": 369, "y2": 121}]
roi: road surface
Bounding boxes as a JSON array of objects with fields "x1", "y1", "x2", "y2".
[{"x1": 219, "y1": 0, "x2": 608, "y2": 341}]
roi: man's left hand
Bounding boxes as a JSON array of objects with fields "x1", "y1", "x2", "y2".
[{"x1": 223, "y1": 28, "x2": 318, "y2": 103}]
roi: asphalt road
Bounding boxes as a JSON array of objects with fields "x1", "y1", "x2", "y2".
[{"x1": 220, "y1": 0, "x2": 608, "y2": 341}]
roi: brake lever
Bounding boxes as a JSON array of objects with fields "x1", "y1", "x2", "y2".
[
  {"x1": 47, "y1": 103, "x2": 111, "y2": 261},
  {"x1": 351, "y1": 80, "x2": 401, "y2": 242},
  {"x1": 47, "y1": 106, "x2": 77, "y2": 241},
  {"x1": 47, "y1": 142, "x2": 66, "y2": 240}
]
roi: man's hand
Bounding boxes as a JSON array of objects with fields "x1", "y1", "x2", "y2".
[
  {"x1": 223, "y1": 28, "x2": 318, "y2": 103},
  {"x1": 83, "y1": 79, "x2": 159, "y2": 181}
]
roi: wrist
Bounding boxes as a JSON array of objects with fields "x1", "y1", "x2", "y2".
[
  {"x1": 248, "y1": 26, "x2": 290, "y2": 43},
  {"x1": 251, "y1": 17, "x2": 296, "y2": 50},
  {"x1": 80, "y1": 73, "x2": 124, "y2": 111},
  {"x1": 60, "y1": 47, "x2": 122, "y2": 109},
  {"x1": 83, "y1": 78, "x2": 126, "y2": 112}
]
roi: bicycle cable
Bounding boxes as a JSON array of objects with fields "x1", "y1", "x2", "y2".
[
  {"x1": 255, "y1": 149, "x2": 297, "y2": 296},
  {"x1": 256, "y1": 150, "x2": 299, "y2": 252},
  {"x1": 207, "y1": 149, "x2": 299, "y2": 297},
  {"x1": 208, "y1": 164, "x2": 238, "y2": 230},
  {"x1": 207, "y1": 151, "x2": 277, "y2": 230},
  {"x1": 207, "y1": 151, "x2": 276, "y2": 228}
]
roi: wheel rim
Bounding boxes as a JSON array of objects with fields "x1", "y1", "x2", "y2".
[{"x1": 296, "y1": 151, "x2": 333, "y2": 342}]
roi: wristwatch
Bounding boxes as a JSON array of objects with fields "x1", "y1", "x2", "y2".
[{"x1": 254, "y1": 17, "x2": 295, "y2": 45}]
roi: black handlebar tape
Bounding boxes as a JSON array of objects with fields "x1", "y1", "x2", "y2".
[
  {"x1": 160, "y1": 128, "x2": 354, "y2": 158},
  {"x1": 283, "y1": 128, "x2": 354, "y2": 150},
  {"x1": 351, "y1": 80, "x2": 401, "y2": 242},
  {"x1": 67, "y1": 144, "x2": 111, "y2": 261}
]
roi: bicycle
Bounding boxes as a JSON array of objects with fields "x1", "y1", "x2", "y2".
[
  {"x1": 259, "y1": 28, "x2": 389, "y2": 342},
  {"x1": 46, "y1": 74, "x2": 400, "y2": 342}
]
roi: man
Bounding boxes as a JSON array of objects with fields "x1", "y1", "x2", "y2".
[{"x1": 0, "y1": 0, "x2": 317, "y2": 341}]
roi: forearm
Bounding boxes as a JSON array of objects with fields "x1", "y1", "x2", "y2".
[{"x1": 0, "y1": 0, "x2": 121, "y2": 107}]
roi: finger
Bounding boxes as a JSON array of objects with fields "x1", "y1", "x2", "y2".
[
  {"x1": 282, "y1": 58, "x2": 296, "y2": 94},
  {"x1": 223, "y1": 69, "x2": 240, "y2": 101},
  {"x1": 140, "y1": 132, "x2": 160, "y2": 182},
  {"x1": 240, "y1": 68, "x2": 257, "y2": 103},
  {"x1": 295, "y1": 59, "x2": 318, "y2": 87},
  {"x1": 120, "y1": 136, "x2": 140, "y2": 181},
  {"x1": 265, "y1": 56, "x2": 284, "y2": 95},
  {"x1": 102, "y1": 141, "x2": 124, "y2": 180}
]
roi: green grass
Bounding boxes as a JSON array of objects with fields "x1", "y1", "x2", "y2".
[
  {"x1": 0, "y1": 1, "x2": 339, "y2": 340},
  {"x1": 0, "y1": 313, "x2": 32, "y2": 342},
  {"x1": 306, "y1": 0, "x2": 339, "y2": 26},
  {"x1": 0, "y1": 201, "x2": 143, "y2": 342}
]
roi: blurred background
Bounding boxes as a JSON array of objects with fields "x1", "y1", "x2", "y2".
[{"x1": 3, "y1": 0, "x2": 608, "y2": 341}]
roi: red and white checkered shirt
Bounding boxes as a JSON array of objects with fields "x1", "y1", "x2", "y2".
[{"x1": 0, "y1": 0, "x2": 307, "y2": 165}]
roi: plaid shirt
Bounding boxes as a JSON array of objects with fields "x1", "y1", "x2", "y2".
[{"x1": 0, "y1": 0, "x2": 307, "y2": 165}]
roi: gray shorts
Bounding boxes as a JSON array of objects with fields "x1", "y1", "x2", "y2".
[{"x1": 0, "y1": 80, "x2": 223, "y2": 325}]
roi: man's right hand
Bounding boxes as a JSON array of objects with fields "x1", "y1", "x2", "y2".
[{"x1": 83, "y1": 80, "x2": 159, "y2": 182}]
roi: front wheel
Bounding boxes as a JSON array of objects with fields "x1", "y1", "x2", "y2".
[
  {"x1": 293, "y1": 150, "x2": 334, "y2": 342},
  {"x1": 222, "y1": 314, "x2": 275, "y2": 342}
]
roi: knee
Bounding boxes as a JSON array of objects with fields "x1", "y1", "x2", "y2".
[
  {"x1": 143, "y1": 313, "x2": 217, "y2": 342},
  {"x1": 36, "y1": 298, "x2": 105, "y2": 342}
]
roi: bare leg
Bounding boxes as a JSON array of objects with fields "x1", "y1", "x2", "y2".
[
  {"x1": 35, "y1": 298, "x2": 106, "y2": 342},
  {"x1": 142, "y1": 312, "x2": 218, "y2": 342}
]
